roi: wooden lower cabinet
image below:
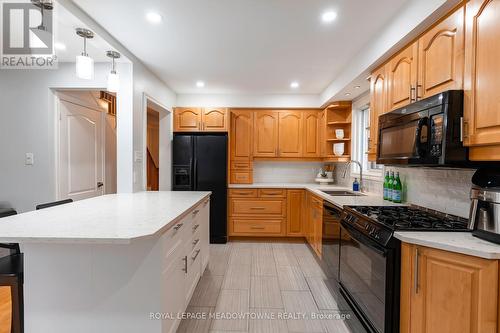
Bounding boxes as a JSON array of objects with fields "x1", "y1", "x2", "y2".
[
  {"x1": 286, "y1": 190, "x2": 306, "y2": 236},
  {"x1": 228, "y1": 188, "x2": 318, "y2": 239},
  {"x1": 400, "y1": 243, "x2": 498, "y2": 333},
  {"x1": 305, "y1": 192, "x2": 323, "y2": 257}
]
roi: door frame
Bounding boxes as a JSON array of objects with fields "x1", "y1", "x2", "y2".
[
  {"x1": 53, "y1": 89, "x2": 108, "y2": 200},
  {"x1": 142, "y1": 93, "x2": 172, "y2": 191}
]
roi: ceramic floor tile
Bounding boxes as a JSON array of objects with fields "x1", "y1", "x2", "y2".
[
  {"x1": 229, "y1": 247, "x2": 252, "y2": 265},
  {"x1": 306, "y1": 277, "x2": 338, "y2": 310},
  {"x1": 251, "y1": 253, "x2": 277, "y2": 277},
  {"x1": 277, "y1": 265, "x2": 309, "y2": 291},
  {"x1": 177, "y1": 306, "x2": 214, "y2": 333},
  {"x1": 211, "y1": 289, "x2": 249, "y2": 332},
  {"x1": 250, "y1": 276, "x2": 283, "y2": 308},
  {"x1": 273, "y1": 248, "x2": 299, "y2": 266},
  {"x1": 190, "y1": 275, "x2": 224, "y2": 307},
  {"x1": 281, "y1": 291, "x2": 324, "y2": 333},
  {"x1": 248, "y1": 308, "x2": 288, "y2": 333},
  {"x1": 222, "y1": 264, "x2": 251, "y2": 290},
  {"x1": 320, "y1": 310, "x2": 366, "y2": 333}
]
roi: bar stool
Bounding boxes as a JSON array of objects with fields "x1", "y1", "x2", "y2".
[
  {"x1": 0, "y1": 208, "x2": 23, "y2": 333},
  {"x1": 35, "y1": 198, "x2": 73, "y2": 210},
  {"x1": 0, "y1": 245, "x2": 23, "y2": 333}
]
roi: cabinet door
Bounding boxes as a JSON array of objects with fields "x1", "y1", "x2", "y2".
[
  {"x1": 286, "y1": 190, "x2": 305, "y2": 236},
  {"x1": 202, "y1": 108, "x2": 228, "y2": 131},
  {"x1": 387, "y1": 42, "x2": 418, "y2": 111},
  {"x1": 253, "y1": 111, "x2": 279, "y2": 157},
  {"x1": 230, "y1": 110, "x2": 253, "y2": 160},
  {"x1": 368, "y1": 64, "x2": 388, "y2": 161},
  {"x1": 303, "y1": 111, "x2": 320, "y2": 157},
  {"x1": 464, "y1": 0, "x2": 500, "y2": 152},
  {"x1": 278, "y1": 111, "x2": 303, "y2": 157},
  {"x1": 418, "y1": 6, "x2": 464, "y2": 99},
  {"x1": 174, "y1": 107, "x2": 202, "y2": 132},
  {"x1": 400, "y1": 243, "x2": 498, "y2": 333},
  {"x1": 319, "y1": 110, "x2": 326, "y2": 157}
]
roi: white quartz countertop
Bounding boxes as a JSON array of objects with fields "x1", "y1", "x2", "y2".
[
  {"x1": 0, "y1": 191, "x2": 210, "y2": 244},
  {"x1": 394, "y1": 232, "x2": 500, "y2": 259},
  {"x1": 229, "y1": 182, "x2": 402, "y2": 208}
]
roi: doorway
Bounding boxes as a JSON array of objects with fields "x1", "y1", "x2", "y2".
[
  {"x1": 147, "y1": 108, "x2": 159, "y2": 190},
  {"x1": 56, "y1": 90, "x2": 117, "y2": 201},
  {"x1": 144, "y1": 95, "x2": 172, "y2": 191}
]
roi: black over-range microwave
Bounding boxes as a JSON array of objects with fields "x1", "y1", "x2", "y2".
[{"x1": 377, "y1": 90, "x2": 468, "y2": 166}]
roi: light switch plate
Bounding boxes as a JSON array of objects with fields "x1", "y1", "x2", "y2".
[{"x1": 25, "y1": 153, "x2": 34, "y2": 165}]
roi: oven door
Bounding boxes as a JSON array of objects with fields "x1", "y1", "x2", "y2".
[
  {"x1": 322, "y1": 203, "x2": 342, "y2": 280},
  {"x1": 339, "y1": 221, "x2": 388, "y2": 333}
]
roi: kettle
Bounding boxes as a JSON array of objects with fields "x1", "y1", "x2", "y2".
[{"x1": 469, "y1": 168, "x2": 500, "y2": 244}]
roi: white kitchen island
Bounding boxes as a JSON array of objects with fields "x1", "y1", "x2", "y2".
[{"x1": 0, "y1": 191, "x2": 211, "y2": 333}]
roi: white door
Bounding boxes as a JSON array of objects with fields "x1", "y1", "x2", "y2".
[{"x1": 59, "y1": 99, "x2": 104, "y2": 201}]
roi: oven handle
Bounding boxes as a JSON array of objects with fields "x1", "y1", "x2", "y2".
[{"x1": 340, "y1": 221, "x2": 388, "y2": 257}]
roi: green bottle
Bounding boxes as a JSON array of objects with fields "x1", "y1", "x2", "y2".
[
  {"x1": 393, "y1": 172, "x2": 402, "y2": 203},
  {"x1": 383, "y1": 171, "x2": 390, "y2": 200},
  {"x1": 388, "y1": 171, "x2": 395, "y2": 202}
]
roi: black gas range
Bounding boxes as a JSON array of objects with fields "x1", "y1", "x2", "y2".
[{"x1": 337, "y1": 205, "x2": 469, "y2": 333}]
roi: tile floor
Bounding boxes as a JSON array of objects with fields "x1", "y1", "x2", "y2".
[{"x1": 178, "y1": 241, "x2": 367, "y2": 333}]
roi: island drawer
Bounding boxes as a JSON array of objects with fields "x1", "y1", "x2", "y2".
[
  {"x1": 185, "y1": 244, "x2": 202, "y2": 303},
  {"x1": 230, "y1": 199, "x2": 285, "y2": 216}
]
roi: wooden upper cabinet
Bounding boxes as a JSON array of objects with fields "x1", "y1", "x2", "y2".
[
  {"x1": 318, "y1": 110, "x2": 326, "y2": 157},
  {"x1": 174, "y1": 107, "x2": 202, "y2": 132},
  {"x1": 278, "y1": 111, "x2": 303, "y2": 157},
  {"x1": 202, "y1": 108, "x2": 228, "y2": 131},
  {"x1": 400, "y1": 243, "x2": 498, "y2": 333},
  {"x1": 253, "y1": 111, "x2": 279, "y2": 157},
  {"x1": 418, "y1": 6, "x2": 465, "y2": 99},
  {"x1": 387, "y1": 42, "x2": 418, "y2": 111},
  {"x1": 368, "y1": 64, "x2": 388, "y2": 161},
  {"x1": 303, "y1": 111, "x2": 320, "y2": 157},
  {"x1": 230, "y1": 110, "x2": 253, "y2": 160},
  {"x1": 464, "y1": 0, "x2": 500, "y2": 152}
]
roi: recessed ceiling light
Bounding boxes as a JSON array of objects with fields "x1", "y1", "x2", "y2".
[
  {"x1": 321, "y1": 11, "x2": 338, "y2": 23},
  {"x1": 146, "y1": 11, "x2": 162, "y2": 24},
  {"x1": 290, "y1": 81, "x2": 300, "y2": 89},
  {"x1": 354, "y1": 85, "x2": 361, "y2": 89},
  {"x1": 54, "y1": 42, "x2": 66, "y2": 50},
  {"x1": 196, "y1": 81, "x2": 205, "y2": 88},
  {"x1": 345, "y1": 93, "x2": 351, "y2": 96}
]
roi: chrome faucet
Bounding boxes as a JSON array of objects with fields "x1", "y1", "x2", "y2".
[{"x1": 342, "y1": 160, "x2": 363, "y2": 192}]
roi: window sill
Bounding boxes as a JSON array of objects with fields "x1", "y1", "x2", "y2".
[{"x1": 351, "y1": 171, "x2": 383, "y2": 182}]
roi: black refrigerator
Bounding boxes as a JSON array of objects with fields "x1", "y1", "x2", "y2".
[{"x1": 172, "y1": 133, "x2": 228, "y2": 244}]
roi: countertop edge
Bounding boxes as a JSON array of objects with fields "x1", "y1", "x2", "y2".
[{"x1": 394, "y1": 232, "x2": 500, "y2": 260}]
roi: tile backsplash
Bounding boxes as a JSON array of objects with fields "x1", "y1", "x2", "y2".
[
  {"x1": 253, "y1": 161, "x2": 324, "y2": 183},
  {"x1": 336, "y1": 163, "x2": 475, "y2": 218}
]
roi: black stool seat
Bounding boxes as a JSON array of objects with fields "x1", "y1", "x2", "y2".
[
  {"x1": 0, "y1": 254, "x2": 23, "y2": 278},
  {"x1": 0, "y1": 208, "x2": 17, "y2": 218}
]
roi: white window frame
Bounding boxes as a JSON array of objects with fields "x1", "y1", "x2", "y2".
[{"x1": 351, "y1": 97, "x2": 383, "y2": 180}]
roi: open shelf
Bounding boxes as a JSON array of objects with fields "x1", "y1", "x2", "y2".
[
  {"x1": 323, "y1": 155, "x2": 351, "y2": 162},
  {"x1": 327, "y1": 138, "x2": 351, "y2": 142},
  {"x1": 327, "y1": 121, "x2": 351, "y2": 125}
]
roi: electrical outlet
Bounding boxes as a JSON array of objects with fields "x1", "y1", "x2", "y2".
[
  {"x1": 134, "y1": 151, "x2": 143, "y2": 162},
  {"x1": 25, "y1": 153, "x2": 34, "y2": 165}
]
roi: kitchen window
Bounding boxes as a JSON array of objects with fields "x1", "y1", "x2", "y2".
[{"x1": 352, "y1": 105, "x2": 382, "y2": 177}]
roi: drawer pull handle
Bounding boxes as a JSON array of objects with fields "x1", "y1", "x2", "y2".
[
  {"x1": 234, "y1": 192, "x2": 251, "y2": 195},
  {"x1": 192, "y1": 209, "x2": 200, "y2": 216},
  {"x1": 182, "y1": 256, "x2": 188, "y2": 273},
  {"x1": 192, "y1": 249, "x2": 201, "y2": 261},
  {"x1": 250, "y1": 226, "x2": 265, "y2": 230},
  {"x1": 193, "y1": 238, "x2": 200, "y2": 246},
  {"x1": 193, "y1": 224, "x2": 200, "y2": 231},
  {"x1": 250, "y1": 207, "x2": 266, "y2": 210},
  {"x1": 174, "y1": 223, "x2": 183, "y2": 231}
]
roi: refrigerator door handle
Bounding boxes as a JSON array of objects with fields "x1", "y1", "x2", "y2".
[{"x1": 194, "y1": 158, "x2": 198, "y2": 190}]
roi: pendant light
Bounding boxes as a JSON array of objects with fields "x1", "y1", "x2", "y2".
[
  {"x1": 106, "y1": 51, "x2": 121, "y2": 93},
  {"x1": 75, "y1": 28, "x2": 94, "y2": 80}
]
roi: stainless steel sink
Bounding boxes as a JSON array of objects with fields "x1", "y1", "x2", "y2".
[{"x1": 321, "y1": 190, "x2": 364, "y2": 197}]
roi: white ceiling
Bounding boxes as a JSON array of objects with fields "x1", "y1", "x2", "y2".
[
  {"x1": 73, "y1": 0, "x2": 410, "y2": 95},
  {"x1": 54, "y1": 4, "x2": 126, "y2": 63}
]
